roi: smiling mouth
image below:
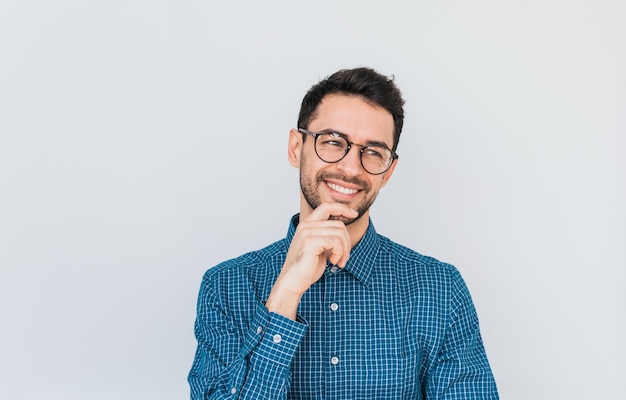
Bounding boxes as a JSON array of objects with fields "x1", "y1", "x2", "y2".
[{"x1": 326, "y1": 182, "x2": 360, "y2": 195}]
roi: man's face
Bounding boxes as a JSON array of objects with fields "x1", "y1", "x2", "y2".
[{"x1": 289, "y1": 94, "x2": 397, "y2": 225}]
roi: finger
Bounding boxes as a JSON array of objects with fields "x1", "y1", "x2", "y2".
[
  {"x1": 321, "y1": 234, "x2": 350, "y2": 267},
  {"x1": 297, "y1": 225, "x2": 351, "y2": 267},
  {"x1": 336, "y1": 225, "x2": 352, "y2": 267},
  {"x1": 306, "y1": 202, "x2": 358, "y2": 222},
  {"x1": 318, "y1": 226, "x2": 351, "y2": 268}
]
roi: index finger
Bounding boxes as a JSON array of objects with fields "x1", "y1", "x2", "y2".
[{"x1": 306, "y1": 202, "x2": 358, "y2": 222}]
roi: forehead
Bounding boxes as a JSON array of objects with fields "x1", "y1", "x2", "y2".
[{"x1": 308, "y1": 94, "x2": 395, "y2": 147}]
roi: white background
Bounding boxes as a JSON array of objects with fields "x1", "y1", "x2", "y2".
[{"x1": 1, "y1": 1, "x2": 624, "y2": 399}]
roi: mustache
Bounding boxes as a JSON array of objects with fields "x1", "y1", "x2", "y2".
[{"x1": 317, "y1": 172, "x2": 370, "y2": 191}]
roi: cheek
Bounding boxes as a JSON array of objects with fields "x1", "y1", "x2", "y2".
[
  {"x1": 371, "y1": 176, "x2": 386, "y2": 189},
  {"x1": 301, "y1": 152, "x2": 329, "y2": 175},
  {"x1": 299, "y1": 152, "x2": 312, "y2": 173},
  {"x1": 377, "y1": 172, "x2": 392, "y2": 188}
]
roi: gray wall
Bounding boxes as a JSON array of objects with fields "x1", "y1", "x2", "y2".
[{"x1": 1, "y1": 1, "x2": 624, "y2": 399}]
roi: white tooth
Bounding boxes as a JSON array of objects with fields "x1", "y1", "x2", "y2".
[{"x1": 328, "y1": 182, "x2": 358, "y2": 194}]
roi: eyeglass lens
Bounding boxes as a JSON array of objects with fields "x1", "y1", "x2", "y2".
[{"x1": 315, "y1": 133, "x2": 393, "y2": 174}]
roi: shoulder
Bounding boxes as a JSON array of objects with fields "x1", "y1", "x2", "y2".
[
  {"x1": 193, "y1": 239, "x2": 289, "y2": 330},
  {"x1": 199, "y1": 238, "x2": 288, "y2": 296},
  {"x1": 376, "y1": 234, "x2": 466, "y2": 293},
  {"x1": 378, "y1": 235, "x2": 459, "y2": 274}
]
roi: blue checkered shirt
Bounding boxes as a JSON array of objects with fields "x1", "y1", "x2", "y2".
[{"x1": 189, "y1": 215, "x2": 498, "y2": 399}]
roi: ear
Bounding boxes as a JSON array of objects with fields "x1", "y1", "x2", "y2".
[
  {"x1": 379, "y1": 157, "x2": 398, "y2": 188},
  {"x1": 288, "y1": 128, "x2": 303, "y2": 168}
]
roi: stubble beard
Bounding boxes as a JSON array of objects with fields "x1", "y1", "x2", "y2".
[{"x1": 300, "y1": 168, "x2": 378, "y2": 226}]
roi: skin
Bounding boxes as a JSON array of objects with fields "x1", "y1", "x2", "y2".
[{"x1": 265, "y1": 94, "x2": 398, "y2": 320}]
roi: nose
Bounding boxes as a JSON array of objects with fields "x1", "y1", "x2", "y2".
[{"x1": 336, "y1": 145, "x2": 363, "y2": 177}]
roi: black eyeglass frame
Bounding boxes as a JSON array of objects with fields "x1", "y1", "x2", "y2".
[{"x1": 298, "y1": 128, "x2": 398, "y2": 175}]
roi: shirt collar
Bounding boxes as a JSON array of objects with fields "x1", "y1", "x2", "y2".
[{"x1": 286, "y1": 214, "x2": 380, "y2": 287}]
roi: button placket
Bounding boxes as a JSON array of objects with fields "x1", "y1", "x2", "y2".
[{"x1": 325, "y1": 262, "x2": 343, "y2": 382}]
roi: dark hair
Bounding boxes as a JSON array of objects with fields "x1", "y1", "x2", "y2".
[{"x1": 297, "y1": 67, "x2": 405, "y2": 151}]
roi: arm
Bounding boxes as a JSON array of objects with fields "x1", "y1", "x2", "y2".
[
  {"x1": 425, "y1": 272, "x2": 499, "y2": 399},
  {"x1": 188, "y1": 279, "x2": 308, "y2": 400},
  {"x1": 189, "y1": 203, "x2": 357, "y2": 399}
]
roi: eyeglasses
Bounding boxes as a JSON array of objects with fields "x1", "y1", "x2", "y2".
[{"x1": 298, "y1": 128, "x2": 398, "y2": 175}]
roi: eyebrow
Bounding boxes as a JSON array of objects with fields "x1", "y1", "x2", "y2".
[{"x1": 318, "y1": 128, "x2": 392, "y2": 150}]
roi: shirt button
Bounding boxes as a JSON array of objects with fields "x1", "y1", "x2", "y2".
[
  {"x1": 330, "y1": 303, "x2": 339, "y2": 311},
  {"x1": 330, "y1": 356, "x2": 340, "y2": 365},
  {"x1": 230, "y1": 387, "x2": 237, "y2": 394},
  {"x1": 330, "y1": 266, "x2": 339, "y2": 273},
  {"x1": 256, "y1": 326, "x2": 263, "y2": 334},
  {"x1": 272, "y1": 334, "x2": 282, "y2": 344}
]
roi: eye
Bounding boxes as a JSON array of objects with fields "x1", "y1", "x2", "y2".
[
  {"x1": 363, "y1": 146, "x2": 385, "y2": 159},
  {"x1": 319, "y1": 133, "x2": 347, "y2": 148}
]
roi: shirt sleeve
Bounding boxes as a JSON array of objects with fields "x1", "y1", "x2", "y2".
[
  {"x1": 425, "y1": 271, "x2": 499, "y2": 399},
  {"x1": 188, "y1": 274, "x2": 308, "y2": 400}
]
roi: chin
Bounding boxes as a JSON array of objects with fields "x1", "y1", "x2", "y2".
[{"x1": 328, "y1": 214, "x2": 360, "y2": 226}]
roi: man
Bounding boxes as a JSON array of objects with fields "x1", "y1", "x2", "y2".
[{"x1": 189, "y1": 67, "x2": 498, "y2": 399}]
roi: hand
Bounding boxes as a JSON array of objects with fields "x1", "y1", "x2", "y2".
[{"x1": 265, "y1": 203, "x2": 358, "y2": 319}]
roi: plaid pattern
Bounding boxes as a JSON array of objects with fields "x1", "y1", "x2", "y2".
[{"x1": 189, "y1": 215, "x2": 498, "y2": 399}]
